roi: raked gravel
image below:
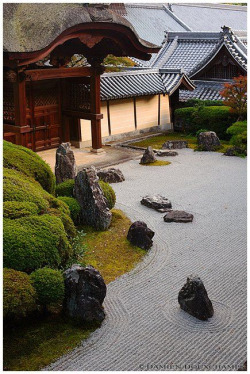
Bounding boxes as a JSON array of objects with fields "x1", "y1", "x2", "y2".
[{"x1": 46, "y1": 149, "x2": 247, "y2": 371}]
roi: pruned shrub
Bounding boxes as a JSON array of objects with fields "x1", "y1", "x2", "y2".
[
  {"x1": 57, "y1": 196, "x2": 81, "y2": 224},
  {"x1": 55, "y1": 179, "x2": 74, "y2": 197},
  {"x1": 3, "y1": 215, "x2": 72, "y2": 273},
  {"x1": 99, "y1": 180, "x2": 116, "y2": 209},
  {"x1": 3, "y1": 201, "x2": 39, "y2": 219},
  {"x1": 3, "y1": 268, "x2": 37, "y2": 320},
  {"x1": 3, "y1": 140, "x2": 55, "y2": 194},
  {"x1": 227, "y1": 120, "x2": 247, "y2": 154},
  {"x1": 48, "y1": 208, "x2": 76, "y2": 238},
  {"x1": 184, "y1": 99, "x2": 224, "y2": 107},
  {"x1": 30, "y1": 268, "x2": 65, "y2": 308}
]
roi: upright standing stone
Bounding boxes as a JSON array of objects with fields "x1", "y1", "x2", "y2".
[
  {"x1": 197, "y1": 131, "x2": 220, "y2": 151},
  {"x1": 178, "y1": 275, "x2": 214, "y2": 320},
  {"x1": 140, "y1": 146, "x2": 156, "y2": 164},
  {"x1": 64, "y1": 264, "x2": 106, "y2": 324},
  {"x1": 74, "y1": 166, "x2": 112, "y2": 230},
  {"x1": 55, "y1": 143, "x2": 76, "y2": 184}
]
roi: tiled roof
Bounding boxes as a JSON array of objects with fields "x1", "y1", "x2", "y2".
[
  {"x1": 100, "y1": 69, "x2": 195, "y2": 101},
  {"x1": 170, "y1": 3, "x2": 247, "y2": 32},
  {"x1": 179, "y1": 80, "x2": 225, "y2": 102}
]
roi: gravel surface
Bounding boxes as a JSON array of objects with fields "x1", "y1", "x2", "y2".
[{"x1": 46, "y1": 149, "x2": 247, "y2": 371}]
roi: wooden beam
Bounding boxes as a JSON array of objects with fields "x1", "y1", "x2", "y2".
[
  {"x1": 107, "y1": 100, "x2": 111, "y2": 135},
  {"x1": 158, "y1": 94, "x2": 161, "y2": 126},
  {"x1": 90, "y1": 71, "x2": 102, "y2": 150},
  {"x1": 13, "y1": 76, "x2": 26, "y2": 126},
  {"x1": 24, "y1": 67, "x2": 93, "y2": 81},
  {"x1": 62, "y1": 110, "x2": 103, "y2": 120},
  {"x1": 133, "y1": 97, "x2": 137, "y2": 130}
]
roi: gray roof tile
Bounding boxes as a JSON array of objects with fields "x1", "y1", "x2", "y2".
[{"x1": 179, "y1": 80, "x2": 225, "y2": 101}]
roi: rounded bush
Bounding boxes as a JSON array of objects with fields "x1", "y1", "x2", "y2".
[
  {"x1": 55, "y1": 179, "x2": 75, "y2": 197},
  {"x1": 57, "y1": 196, "x2": 81, "y2": 224},
  {"x1": 30, "y1": 268, "x2": 65, "y2": 307},
  {"x1": 3, "y1": 215, "x2": 72, "y2": 273},
  {"x1": 3, "y1": 201, "x2": 39, "y2": 219},
  {"x1": 3, "y1": 268, "x2": 37, "y2": 320},
  {"x1": 3, "y1": 140, "x2": 55, "y2": 194},
  {"x1": 48, "y1": 208, "x2": 76, "y2": 238},
  {"x1": 99, "y1": 180, "x2": 116, "y2": 209}
]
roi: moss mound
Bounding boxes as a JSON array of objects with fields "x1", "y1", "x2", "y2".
[
  {"x1": 3, "y1": 201, "x2": 40, "y2": 219},
  {"x1": 48, "y1": 208, "x2": 76, "y2": 238},
  {"x1": 3, "y1": 268, "x2": 37, "y2": 320},
  {"x1": 55, "y1": 179, "x2": 74, "y2": 197},
  {"x1": 99, "y1": 180, "x2": 116, "y2": 209},
  {"x1": 57, "y1": 196, "x2": 81, "y2": 224},
  {"x1": 141, "y1": 160, "x2": 171, "y2": 166},
  {"x1": 30, "y1": 268, "x2": 65, "y2": 307},
  {"x1": 3, "y1": 215, "x2": 72, "y2": 273},
  {"x1": 3, "y1": 140, "x2": 55, "y2": 194}
]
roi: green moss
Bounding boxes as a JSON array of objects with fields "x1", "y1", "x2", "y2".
[
  {"x1": 99, "y1": 180, "x2": 116, "y2": 209},
  {"x1": 48, "y1": 208, "x2": 76, "y2": 238},
  {"x1": 79, "y1": 209, "x2": 145, "y2": 284},
  {"x1": 30, "y1": 268, "x2": 65, "y2": 307},
  {"x1": 141, "y1": 160, "x2": 171, "y2": 166},
  {"x1": 3, "y1": 140, "x2": 55, "y2": 194},
  {"x1": 130, "y1": 133, "x2": 197, "y2": 150},
  {"x1": 3, "y1": 201, "x2": 39, "y2": 219},
  {"x1": 3, "y1": 268, "x2": 37, "y2": 320},
  {"x1": 3, "y1": 315, "x2": 94, "y2": 371},
  {"x1": 55, "y1": 179, "x2": 75, "y2": 197},
  {"x1": 57, "y1": 196, "x2": 81, "y2": 224},
  {"x1": 3, "y1": 215, "x2": 72, "y2": 273}
]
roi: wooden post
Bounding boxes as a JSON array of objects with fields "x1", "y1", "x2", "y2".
[
  {"x1": 90, "y1": 69, "x2": 103, "y2": 152},
  {"x1": 13, "y1": 72, "x2": 27, "y2": 146}
]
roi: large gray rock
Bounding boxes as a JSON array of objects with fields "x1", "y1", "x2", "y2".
[
  {"x1": 55, "y1": 142, "x2": 77, "y2": 184},
  {"x1": 162, "y1": 140, "x2": 187, "y2": 150},
  {"x1": 197, "y1": 131, "x2": 220, "y2": 151},
  {"x1": 157, "y1": 150, "x2": 178, "y2": 157},
  {"x1": 74, "y1": 167, "x2": 112, "y2": 230},
  {"x1": 127, "y1": 221, "x2": 154, "y2": 250},
  {"x1": 97, "y1": 168, "x2": 125, "y2": 183},
  {"x1": 140, "y1": 146, "x2": 156, "y2": 164},
  {"x1": 64, "y1": 264, "x2": 106, "y2": 324},
  {"x1": 141, "y1": 195, "x2": 172, "y2": 212},
  {"x1": 163, "y1": 210, "x2": 193, "y2": 223},
  {"x1": 178, "y1": 275, "x2": 214, "y2": 321}
]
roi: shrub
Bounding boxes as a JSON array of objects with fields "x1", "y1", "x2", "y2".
[
  {"x1": 55, "y1": 179, "x2": 75, "y2": 197},
  {"x1": 175, "y1": 106, "x2": 237, "y2": 139},
  {"x1": 48, "y1": 208, "x2": 76, "y2": 238},
  {"x1": 30, "y1": 268, "x2": 65, "y2": 307},
  {"x1": 184, "y1": 99, "x2": 224, "y2": 107},
  {"x1": 220, "y1": 76, "x2": 247, "y2": 120},
  {"x1": 3, "y1": 268, "x2": 37, "y2": 320},
  {"x1": 227, "y1": 120, "x2": 247, "y2": 154},
  {"x1": 57, "y1": 196, "x2": 81, "y2": 224},
  {"x1": 3, "y1": 140, "x2": 55, "y2": 194},
  {"x1": 3, "y1": 215, "x2": 72, "y2": 273},
  {"x1": 99, "y1": 180, "x2": 116, "y2": 209},
  {"x1": 3, "y1": 201, "x2": 39, "y2": 219}
]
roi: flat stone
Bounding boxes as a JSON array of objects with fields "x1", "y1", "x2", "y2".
[
  {"x1": 163, "y1": 210, "x2": 193, "y2": 223},
  {"x1": 162, "y1": 140, "x2": 188, "y2": 150},
  {"x1": 178, "y1": 275, "x2": 214, "y2": 321},
  {"x1": 74, "y1": 166, "x2": 112, "y2": 230},
  {"x1": 97, "y1": 168, "x2": 125, "y2": 183},
  {"x1": 140, "y1": 146, "x2": 156, "y2": 164},
  {"x1": 157, "y1": 150, "x2": 178, "y2": 157},
  {"x1": 197, "y1": 131, "x2": 220, "y2": 151},
  {"x1": 127, "y1": 221, "x2": 154, "y2": 250},
  {"x1": 55, "y1": 142, "x2": 77, "y2": 184},
  {"x1": 64, "y1": 264, "x2": 106, "y2": 324},
  {"x1": 141, "y1": 195, "x2": 172, "y2": 212}
]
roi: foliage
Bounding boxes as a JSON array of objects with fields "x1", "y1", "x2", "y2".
[
  {"x1": 99, "y1": 180, "x2": 116, "y2": 209},
  {"x1": 3, "y1": 268, "x2": 37, "y2": 320},
  {"x1": 55, "y1": 179, "x2": 75, "y2": 197},
  {"x1": 175, "y1": 106, "x2": 238, "y2": 139},
  {"x1": 57, "y1": 196, "x2": 81, "y2": 224},
  {"x1": 184, "y1": 99, "x2": 224, "y2": 107},
  {"x1": 220, "y1": 75, "x2": 247, "y2": 120},
  {"x1": 103, "y1": 54, "x2": 136, "y2": 72},
  {"x1": 3, "y1": 215, "x2": 72, "y2": 273},
  {"x1": 79, "y1": 209, "x2": 145, "y2": 283},
  {"x1": 3, "y1": 201, "x2": 39, "y2": 219},
  {"x1": 30, "y1": 268, "x2": 65, "y2": 307},
  {"x1": 48, "y1": 208, "x2": 76, "y2": 238},
  {"x1": 130, "y1": 132, "x2": 197, "y2": 150},
  {"x1": 3, "y1": 140, "x2": 55, "y2": 194},
  {"x1": 226, "y1": 120, "x2": 247, "y2": 154},
  {"x1": 66, "y1": 230, "x2": 87, "y2": 268}
]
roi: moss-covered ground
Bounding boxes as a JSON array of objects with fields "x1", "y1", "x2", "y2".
[
  {"x1": 3, "y1": 209, "x2": 145, "y2": 371},
  {"x1": 130, "y1": 132, "x2": 231, "y2": 153},
  {"x1": 141, "y1": 160, "x2": 171, "y2": 166}
]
